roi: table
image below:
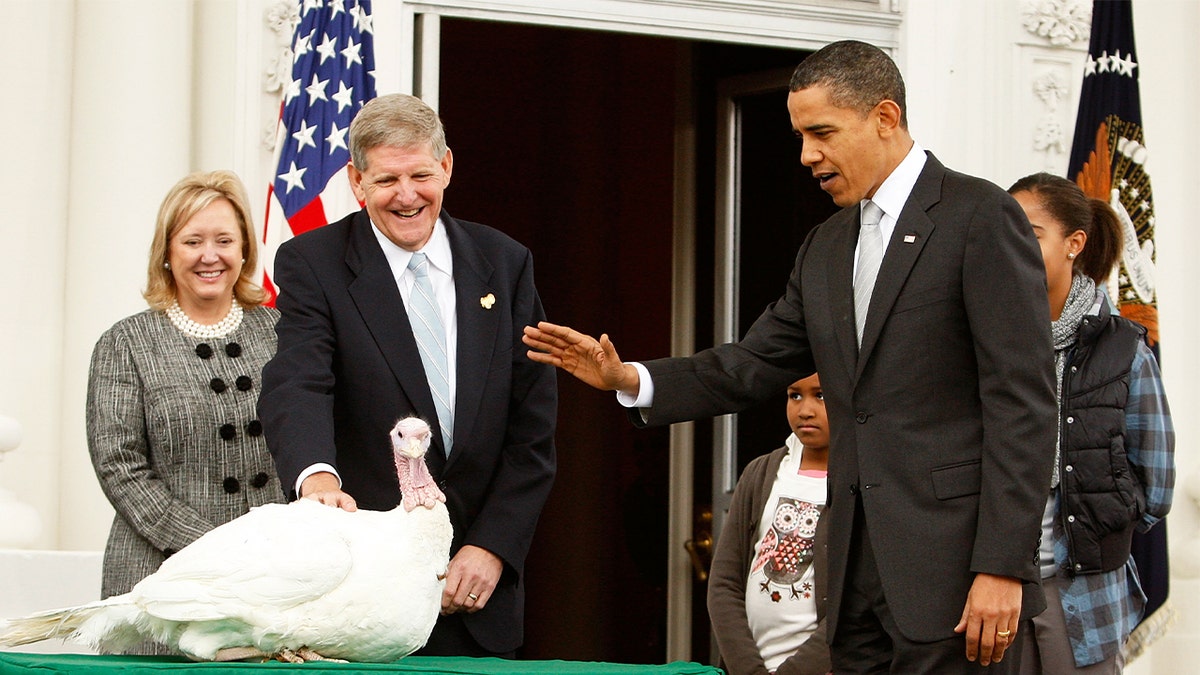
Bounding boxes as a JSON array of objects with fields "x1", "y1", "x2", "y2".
[{"x1": 0, "y1": 652, "x2": 723, "y2": 675}]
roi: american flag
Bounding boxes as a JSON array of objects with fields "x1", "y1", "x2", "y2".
[{"x1": 262, "y1": 0, "x2": 376, "y2": 304}]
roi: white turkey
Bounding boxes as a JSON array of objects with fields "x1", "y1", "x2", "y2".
[{"x1": 0, "y1": 417, "x2": 452, "y2": 663}]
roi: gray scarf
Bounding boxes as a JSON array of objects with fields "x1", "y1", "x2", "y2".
[{"x1": 1050, "y1": 273, "x2": 1097, "y2": 488}]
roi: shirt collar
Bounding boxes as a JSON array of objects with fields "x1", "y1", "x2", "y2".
[
  {"x1": 862, "y1": 141, "x2": 927, "y2": 224},
  {"x1": 369, "y1": 217, "x2": 454, "y2": 279}
]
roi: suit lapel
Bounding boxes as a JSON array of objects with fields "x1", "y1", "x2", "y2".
[
  {"x1": 344, "y1": 211, "x2": 444, "y2": 457},
  {"x1": 855, "y1": 156, "x2": 944, "y2": 379},
  {"x1": 444, "y1": 213, "x2": 497, "y2": 470},
  {"x1": 826, "y1": 209, "x2": 860, "y2": 387}
]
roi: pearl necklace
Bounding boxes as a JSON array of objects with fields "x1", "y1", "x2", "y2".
[{"x1": 166, "y1": 299, "x2": 244, "y2": 339}]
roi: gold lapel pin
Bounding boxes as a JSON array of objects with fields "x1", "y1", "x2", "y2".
[{"x1": 480, "y1": 293, "x2": 496, "y2": 309}]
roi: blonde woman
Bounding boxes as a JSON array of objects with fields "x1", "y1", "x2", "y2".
[{"x1": 86, "y1": 170, "x2": 285, "y2": 654}]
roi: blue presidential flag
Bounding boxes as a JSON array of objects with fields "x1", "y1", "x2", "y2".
[
  {"x1": 1067, "y1": 0, "x2": 1169, "y2": 659},
  {"x1": 1067, "y1": 0, "x2": 1158, "y2": 343}
]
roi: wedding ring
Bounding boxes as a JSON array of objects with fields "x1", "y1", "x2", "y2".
[
  {"x1": 997, "y1": 630, "x2": 1011, "y2": 637},
  {"x1": 467, "y1": 593, "x2": 479, "y2": 601}
]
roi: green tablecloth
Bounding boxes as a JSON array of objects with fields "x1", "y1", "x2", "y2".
[{"x1": 0, "y1": 652, "x2": 722, "y2": 675}]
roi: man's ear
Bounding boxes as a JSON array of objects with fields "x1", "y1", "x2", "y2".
[
  {"x1": 347, "y1": 161, "x2": 366, "y2": 201},
  {"x1": 875, "y1": 100, "x2": 903, "y2": 136},
  {"x1": 440, "y1": 147, "x2": 453, "y2": 189}
]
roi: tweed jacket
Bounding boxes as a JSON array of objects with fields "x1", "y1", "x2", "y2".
[{"x1": 86, "y1": 306, "x2": 286, "y2": 603}]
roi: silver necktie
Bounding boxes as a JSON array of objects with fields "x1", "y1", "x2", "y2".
[
  {"x1": 406, "y1": 252, "x2": 453, "y2": 454},
  {"x1": 854, "y1": 201, "x2": 885, "y2": 346}
]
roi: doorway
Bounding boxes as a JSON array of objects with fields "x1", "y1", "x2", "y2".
[{"x1": 434, "y1": 17, "x2": 828, "y2": 663}]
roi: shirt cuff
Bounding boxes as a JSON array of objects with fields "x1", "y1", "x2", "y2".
[
  {"x1": 296, "y1": 463, "x2": 341, "y2": 498},
  {"x1": 615, "y1": 361, "x2": 654, "y2": 408}
]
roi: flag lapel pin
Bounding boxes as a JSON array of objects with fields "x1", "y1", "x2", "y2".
[{"x1": 903, "y1": 234, "x2": 917, "y2": 243}]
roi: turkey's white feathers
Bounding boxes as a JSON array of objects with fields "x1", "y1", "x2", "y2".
[{"x1": 0, "y1": 418, "x2": 453, "y2": 663}]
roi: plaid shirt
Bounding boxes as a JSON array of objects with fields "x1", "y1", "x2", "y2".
[{"x1": 1052, "y1": 339, "x2": 1175, "y2": 667}]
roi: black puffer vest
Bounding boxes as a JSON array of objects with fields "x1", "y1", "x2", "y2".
[{"x1": 1058, "y1": 298, "x2": 1146, "y2": 576}]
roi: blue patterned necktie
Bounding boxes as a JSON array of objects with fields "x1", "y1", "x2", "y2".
[
  {"x1": 406, "y1": 252, "x2": 453, "y2": 454},
  {"x1": 854, "y1": 200, "x2": 885, "y2": 346}
]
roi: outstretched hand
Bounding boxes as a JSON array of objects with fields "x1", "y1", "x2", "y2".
[{"x1": 523, "y1": 321, "x2": 639, "y2": 395}]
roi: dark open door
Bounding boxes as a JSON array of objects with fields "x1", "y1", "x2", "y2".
[{"x1": 435, "y1": 18, "x2": 835, "y2": 665}]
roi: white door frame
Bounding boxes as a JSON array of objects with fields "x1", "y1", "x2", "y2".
[{"x1": 373, "y1": 1, "x2": 899, "y2": 660}]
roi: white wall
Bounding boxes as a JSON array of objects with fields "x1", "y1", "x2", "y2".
[
  {"x1": 0, "y1": 550, "x2": 102, "y2": 654},
  {"x1": 0, "y1": 0, "x2": 1196, "y2": 667},
  {"x1": 0, "y1": 1, "x2": 75, "y2": 552}
]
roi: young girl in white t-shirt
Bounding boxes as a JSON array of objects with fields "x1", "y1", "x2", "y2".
[{"x1": 709, "y1": 373, "x2": 832, "y2": 675}]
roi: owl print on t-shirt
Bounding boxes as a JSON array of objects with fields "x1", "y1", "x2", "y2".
[{"x1": 750, "y1": 497, "x2": 822, "y2": 602}]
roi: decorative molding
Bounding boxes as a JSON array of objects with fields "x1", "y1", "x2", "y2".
[
  {"x1": 1031, "y1": 70, "x2": 1068, "y2": 156},
  {"x1": 1020, "y1": 0, "x2": 1091, "y2": 47},
  {"x1": 262, "y1": 0, "x2": 299, "y2": 152},
  {"x1": 401, "y1": 0, "x2": 902, "y2": 51}
]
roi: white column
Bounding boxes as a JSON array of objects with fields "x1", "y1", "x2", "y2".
[
  {"x1": 0, "y1": 1, "x2": 77, "y2": 551},
  {"x1": 58, "y1": 0, "x2": 196, "y2": 550}
]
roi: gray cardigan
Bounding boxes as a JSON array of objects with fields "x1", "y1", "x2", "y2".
[
  {"x1": 85, "y1": 307, "x2": 285, "y2": 612},
  {"x1": 707, "y1": 445, "x2": 831, "y2": 675}
]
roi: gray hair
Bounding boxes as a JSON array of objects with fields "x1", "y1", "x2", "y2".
[
  {"x1": 349, "y1": 93, "x2": 448, "y2": 169},
  {"x1": 789, "y1": 40, "x2": 908, "y2": 128}
]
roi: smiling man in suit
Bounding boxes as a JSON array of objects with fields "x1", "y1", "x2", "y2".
[
  {"x1": 524, "y1": 41, "x2": 1055, "y2": 672},
  {"x1": 260, "y1": 93, "x2": 557, "y2": 658}
]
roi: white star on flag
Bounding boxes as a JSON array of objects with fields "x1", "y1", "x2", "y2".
[
  {"x1": 306, "y1": 74, "x2": 329, "y2": 102},
  {"x1": 341, "y1": 39, "x2": 362, "y2": 67},
  {"x1": 292, "y1": 119, "x2": 318, "y2": 152},
  {"x1": 316, "y1": 34, "x2": 338, "y2": 64},
  {"x1": 293, "y1": 29, "x2": 315, "y2": 63},
  {"x1": 332, "y1": 81, "x2": 355, "y2": 113},
  {"x1": 278, "y1": 162, "x2": 307, "y2": 193},
  {"x1": 327, "y1": 122, "x2": 349, "y2": 154}
]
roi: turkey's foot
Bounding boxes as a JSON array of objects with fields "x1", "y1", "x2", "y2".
[
  {"x1": 213, "y1": 646, "x2": 270, "y2": 662},
  {"x1": 277, "y1": 647, "x2": 348, "y2": 663}
]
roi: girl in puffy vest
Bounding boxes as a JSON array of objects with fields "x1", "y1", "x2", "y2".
[{"x1": 1008, "y1": 173, "x2": 1174, "y2": 674}]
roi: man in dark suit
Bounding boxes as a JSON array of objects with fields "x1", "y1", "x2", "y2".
[
  {"x1": 524, "y1": 41, "x2": 1055, "y2": 672},
  {"x1": 260, "y1": 93, "x2": 557, "y2": 658}
]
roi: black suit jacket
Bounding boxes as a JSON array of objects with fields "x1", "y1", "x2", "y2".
[
  {"x1": 638, "y1": 154, "x2": 1056, "y2": 643},
  {"x1": 259, "y1": 208, "x2": 557, "y2": 653}
]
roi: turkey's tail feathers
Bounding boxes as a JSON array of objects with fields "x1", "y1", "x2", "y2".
[
  {"x1": 0, "y1": 599, "x2": 144, "y2": 653},
  {"x1": 0, "y1": 603, "x2": 104, "y2": 647}
]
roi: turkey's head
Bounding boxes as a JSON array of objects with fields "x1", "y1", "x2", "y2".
[
  {"x1": 390, "y1": 417, "x2": 446, "y2": 511},
  {"x1": 390, "y1": 417, "x2": 432, "y2": 459}
]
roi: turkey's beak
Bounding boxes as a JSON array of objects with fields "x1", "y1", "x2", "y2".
[{"x1": 403, "y1": 436, "x2": 425, "y2": 459}]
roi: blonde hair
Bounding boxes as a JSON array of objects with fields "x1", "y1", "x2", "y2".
[{"x1": 143, "y1": 170, "x2": 267, "y2": 310}]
